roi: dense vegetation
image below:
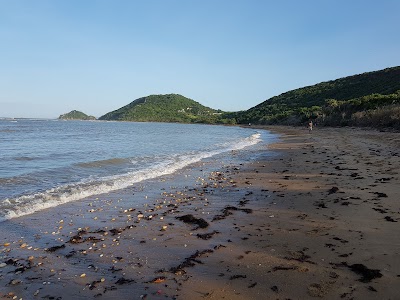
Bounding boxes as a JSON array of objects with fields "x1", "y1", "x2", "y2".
[
  {"x1": 59, "y1": 110, "x2": 96, "y2": 120},
  {"x1": 94, "y1": 66, "x2": 400, "y2": 129},
  {"x1": 99, "y1": 94, "x2": 235, "y2": 124},
  {"x1": 233, "y1": 66, "x2": 400, "y2": 128}
]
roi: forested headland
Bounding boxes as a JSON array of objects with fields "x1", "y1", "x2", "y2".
[{"x1": 230, "y1": 66, "x2": 400, "y2": 128}]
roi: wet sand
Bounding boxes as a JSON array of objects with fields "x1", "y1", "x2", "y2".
[{"x1": 1, "y1": 126, "x2": 399, "y2": 299}]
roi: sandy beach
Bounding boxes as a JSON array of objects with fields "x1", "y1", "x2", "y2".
[{"x1": 1, "y1": 126, "x2": 399, "y2": 299}]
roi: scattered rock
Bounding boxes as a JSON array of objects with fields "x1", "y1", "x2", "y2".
[{"x1": 9, "y1": 279, "x2": 22, "y2": 285}]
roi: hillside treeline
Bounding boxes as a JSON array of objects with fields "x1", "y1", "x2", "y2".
[{"x1": 230, "y1": 66, "x2": 400, "y2": 129}]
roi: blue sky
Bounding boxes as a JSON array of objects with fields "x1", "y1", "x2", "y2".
[{"x1": 1, "y1": 0, "x2": 399, "y2": 118}]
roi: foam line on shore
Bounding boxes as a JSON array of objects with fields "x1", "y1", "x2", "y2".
[{"x1": 0, "y1": 132, "x2": 262, "y2": 222}]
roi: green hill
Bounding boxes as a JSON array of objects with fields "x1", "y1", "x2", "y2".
[
  {"x1": 234, "y1": 66, "x2": 400, "y2": 128},
  {"x1": 58, "y1": 110, "x2": 96, "y2": 120},
  {"x1": 99, "y1": 94, "x2": 234, "y2": 124}
]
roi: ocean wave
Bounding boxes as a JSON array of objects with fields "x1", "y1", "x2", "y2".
[
  {"x1": 76, "y1": 157, "x2": 130, "y2": 168},
  {"x1": 0, "y1": 132, "x2": 262, "y2": 222},
  {"x1": 14, "y1": 156, "x2": 39, "y2": 161}
]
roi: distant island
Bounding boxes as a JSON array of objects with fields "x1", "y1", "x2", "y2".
[
  {"x1": 58, "y1": 110, "x2": 96, "y2": 120},
  {"x1": 98, "y1": 94, "x2": 235, "y2": 124}
]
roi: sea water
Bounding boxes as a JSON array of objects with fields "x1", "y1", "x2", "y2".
[{"x1": 0, "y1": 119, "x2": 275, "y2": 221}]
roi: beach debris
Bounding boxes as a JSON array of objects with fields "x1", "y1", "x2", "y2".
[
  {"x1": 109, "y1": 228, "x2": 124, "y2": 236},
  {"x1": 148, "y1": 276, "x2": 166, "y2": 283},
  {"x1": 103, "y1": 286, "x2": 117, "y2": 293},
  {"x1": 384, "y1": 216, "x2": 397, "y2": 222},
  {"x1": 176, "y1": 214, "x2": 209, "y2": 229},
  {"x1": 328, "y1": 187, "x2": 339, "y2": 194},
  {"x1": 368, "y1": 286, "x2": 378, "y2": 292},
  {"x1": 272, "y1": 265, "x2": 299, "y2": 272},
  {"x1": 284, "y1": 250, "x2": 314, "y2": 264},
  {"x1": 372, "y1": 208, "x2": 387, "y2": 214},
  {"x1": 314, "y1": 201, "x2": 327, "y2": 208},
  {"x1": 214, "y1": 244, "x2": 226, "y2": 250},
  {"x1": 297, "y1": 213, "x2": 308, "y2": 219},
  {"x1": 196, "y1": 230, "x2": 219, "y2": 240},
  {"x1": 45, "y1": 244, "x2": 66, "y2": 252},
  {"x1": 65, "y1": 250, "x2": 77, "y2": 258},
  {"x1": 115, "y1": 277, "x2": 136, "y2": 285},
  {"x1": 0, "y1": 263, "x2": 7, "y2": 268},
  {"x1": 109, "y1": 266, "x2": 122, "y2": 273},
  {"x1": 338, "y1": 252, "x2": 353, "y2": 258},
  {"x1": 212, "y1": 206, "x2": 252, "y2": 221},
  {"x1": 87, "y1": 278, "x2": 106, "y2": 290},
  {"x1": 271, "y1": 285, "x2": 279, "y2": 293},
  {"x1": 347, "y1": 263, "x2": 383, "y2": 282},
  {"x1": 229, "y1": 274, "x2": 247, "y2": 280},
  {"x1": 373, "y1": 192, "x2": 388, "y2": 198},
  {"x1": 238, "y1": 199, "x2": 249, "y2": 206},
  {"x1": 70, "y1": 234, "x2": 103, "y2": 243},
  {"x1": 68, "y1": 231, "x2": 86, "y2": 244},
  {"x1": 167, "y1": 249, "x2": 214, "y2": 275},
  {"x1": 248, "y1": 282, "x2": 257, "y2": 288}
]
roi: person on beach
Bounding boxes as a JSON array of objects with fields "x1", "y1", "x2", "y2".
[{"x1": 308, "y1": 120, "x2": 313, "y2": 133}]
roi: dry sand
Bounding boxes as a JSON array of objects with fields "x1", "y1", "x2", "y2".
[{"x1": 0, "y1": 126, "x2": 399, "y2": 299}]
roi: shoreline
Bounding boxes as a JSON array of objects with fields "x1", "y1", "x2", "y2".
[{"x1": 1, "y1": 126, "x2": 399, "y2": 299}]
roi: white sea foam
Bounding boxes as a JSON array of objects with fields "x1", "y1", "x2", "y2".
[{"x1": 0, "y1": 132, "x2": 262, "y2": 222}]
